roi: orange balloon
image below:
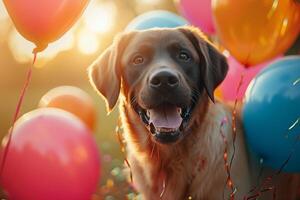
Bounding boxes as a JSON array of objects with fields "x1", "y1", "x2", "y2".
[
  {"x1": 39, "y1": 86, "x2": 96, "y2": 131},
  {"x1": 3, "y1": 0, "x2": 89, "y2": 52},
  {"x1": 212, "y1": 0, "x2": 300, "y2": 66},
  {"x1": 214, "y1": 86, "x2": 223, "y2": 101}
]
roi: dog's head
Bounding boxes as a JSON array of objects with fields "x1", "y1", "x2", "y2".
[{"x1": 89, "y1": 26, "x2": 228, "y2": 144}]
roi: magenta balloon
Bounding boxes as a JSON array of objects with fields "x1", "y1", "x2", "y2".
[
  {"x1": 1, "y1": 108, "x2": 100, "y2": 200},
  {"x1": 177, "y1": 0, "x2": 215, "y2": 34},
  {"x1": 220, "y1": 56, "x2": 282, "y2": 101}
]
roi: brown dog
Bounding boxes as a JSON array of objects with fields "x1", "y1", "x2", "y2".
[{"x1": 89, "y1": 26, "x2": 300, "y2": 200}]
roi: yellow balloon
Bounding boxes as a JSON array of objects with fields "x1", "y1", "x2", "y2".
[{"x1": 212, "y1": 0, "x2": 300, "y2": 66}]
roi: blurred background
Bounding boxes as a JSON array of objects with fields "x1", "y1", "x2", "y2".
[
  {"x1": 0, "y1": 0, "x2": 300, "y2": 199},
  {"x1": 0, "y1": 0, "x2": 180, "y2": 199}
]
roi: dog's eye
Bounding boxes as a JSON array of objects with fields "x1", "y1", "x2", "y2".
[
  {"x1": 132, "y1": 55, "x2": 144, "y2": 65},
  {"x1": 178, "y1": 51, "x2": 191, "y2": 62}
]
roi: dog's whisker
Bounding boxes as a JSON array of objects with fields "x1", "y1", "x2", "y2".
[
  {"x1": 190, "y1": 98, "x2": 197, "y2": 105},
  {"x1": 191, "y1": 96, "x2": 199, "y2": 104},
  {"x1": 192, "y1": 90, "x2": 201, "y2": 97},
  {"x1": 130, "y1": 95, "x2": 137, "y2": 105},
  {"x1": 191, "y1": 92, "x2": 198, "y2": 98},
  {"x1": 191, "y1": 87, "x2": 202, "y2": 96},
  {"x1": 191, "y1": 92, "x2": 199, "y2": 99}
]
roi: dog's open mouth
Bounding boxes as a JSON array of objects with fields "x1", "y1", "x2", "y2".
[{"x1": 136, "y1": 103, "x2": 193, "y2": 144}]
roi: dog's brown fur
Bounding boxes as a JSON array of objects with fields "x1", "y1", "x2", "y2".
[
  {"x1": 120, "y1": 97, "x2": 251, "y2": 199},
  {"x1": 89, "y1": 26, "x2": 300, "y2": 200}
]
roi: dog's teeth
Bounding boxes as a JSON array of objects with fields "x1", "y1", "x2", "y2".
[
  {"x1": 157, "y1": 127, "x2": 177, "y2": 133},
  {"x1": 146, "y1": 110, "x2": 150, "y2": 117}
]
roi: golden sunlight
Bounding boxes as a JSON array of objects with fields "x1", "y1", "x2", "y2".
[
  {"x1": 0, "y1": 1, "x2": 9, "y2": 20},
  {"x1": 8, "y1": 29, "x2": 35, "y2": 63},
  {"x1": 83, "y1": 1, "x2": 117, "y2": 33},
  {"x1": 37, "y1": 31, "x2": 75, "y2": 65},
  {"x1": 8, "y1": 29, "x2": 75, "y2": 66},
  {"x1": 138, "y1": 0, "x2": 163, "y2": 5},
  {"x1": 77, "y1": 29, "x2": 100, "y2": 55}
]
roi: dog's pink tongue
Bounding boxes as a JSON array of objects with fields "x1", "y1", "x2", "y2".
[{"x1": 149, "y1": 105, "x2": 182, "y2": 129}]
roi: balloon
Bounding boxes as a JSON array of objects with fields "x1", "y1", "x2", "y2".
[
  {"x1": 219, "y1": 55, "x2": 281, "y2": 101},
  {"x1": 214, "y1": 87, "x2": 223, "y2": 100},
  {"x1": 38, "y1": 86, "x2": 96, "y2": 131},
  {"x1": 212, "y1": 0, "x2": 300, "y2": 66},
  {"x1": 3, "y1": 0, "x2": 89, "y2": 52},
  {"x1": 1, "y1": 108, "x2": 100, "y2": 200},
  {"x1": 125, "y1": 10, "x2": 188, "y2": 31},
  {"x1": 242, "y1": 56, "x2": 300, "y2": 172},
  {"x1": 174, "y1": 0, "x2": 215, "y2": 34}
]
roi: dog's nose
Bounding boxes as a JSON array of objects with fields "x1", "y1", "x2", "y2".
[{"x1": 149, "y1": 69, "x2": 179, "y2": 90}]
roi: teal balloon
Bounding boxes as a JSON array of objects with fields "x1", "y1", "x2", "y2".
[
  {"x1": 126, "y1": 10, "x2": 188, "y2": 31},
  {"x1": 243, "y1": 56, "x2": 300, "y2": 172}
]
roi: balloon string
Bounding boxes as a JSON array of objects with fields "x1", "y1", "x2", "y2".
[
  {"x1": 229, "y1": 73, "x2": 244, "y2": 170},
  {"x1": 0, "y1": 52, "x2": 37, "y2": 178},
  {"x1": 220, "y1": 117, "x2": 236, "y2": 200},
  {"x1": 159, "y1": 178, "x2": 166, "y2": 199},
  {"x1": 242, "y1": 1, "x2": 297, "y2": 198},
  {"x1": 219, "y1": 73, "x2": 243, "y2": 200},
  {"x1": 247, "y1": 159, "x2": 265, "y2": 195},
  {"x1": 244, "y1": 78, "x2": 300, "y2": 199},
  {"x1": 243, "y1": 118, "x2": 300, "y2": 200}
]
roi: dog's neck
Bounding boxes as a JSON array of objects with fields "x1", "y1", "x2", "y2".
[{"x1": 119, "y1": 98, "x2": 232, "y2": 197}]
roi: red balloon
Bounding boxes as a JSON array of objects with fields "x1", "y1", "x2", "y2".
[
  {"x1": 3, "y1": 0, "x2": 89, "y2": 52},
  {"x1": 1, "y1": 108, "x2": 100, "y2": 200}
]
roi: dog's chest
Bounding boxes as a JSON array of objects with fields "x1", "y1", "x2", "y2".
[{"x1": 146, "y1": 149, "x2": 210, "y2": 199}]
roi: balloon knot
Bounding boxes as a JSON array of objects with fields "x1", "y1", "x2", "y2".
[{"x1": 33, "y1": 43, "x2": 48, "y2": 54}]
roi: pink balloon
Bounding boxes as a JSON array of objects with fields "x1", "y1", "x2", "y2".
[
  {"x1": 220, "y1": 56, "x2": 282, "y2": 101},
  {"x1": 176, "y1": 0, "x2": 215, "y2": 34},
  {"x1": 1, "y1": 108, "x2": 100, "y2": 200}
]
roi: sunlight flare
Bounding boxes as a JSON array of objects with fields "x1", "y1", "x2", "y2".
[
  {"x1": 8, "y1": 29, "x2": 75, "y2": 65},
  {"x1": 77, "y1": 29, "x2": 100, "y2": 55},
  {"x1": 83, "y1": 1, "x2": 117, "y2": 33}
]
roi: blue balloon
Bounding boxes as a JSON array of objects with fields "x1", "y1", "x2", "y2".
[
  {"x1": 125, "y1": 10, "x2": 188, "y2": 31},
  {"x1": 243, "y1": 56, "x2": 300, "y2": 172}
]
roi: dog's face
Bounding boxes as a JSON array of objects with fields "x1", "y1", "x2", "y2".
[{"x1": 89, "y1": 27, "x2": 228, "y2": 144}]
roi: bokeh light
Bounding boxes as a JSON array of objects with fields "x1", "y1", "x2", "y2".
[
  {"x1": 1, "y1": 0, "x2": 300, "y2": 199},
  {"x1": 0, "y1": 2, "x2": 11, "y2": 45},
  {"x1": 2, "y1": 0, "x2": 119, "y2": 65},
  {"x1": 0, "y1": 1, "x2": 9, "y2": 20},
  {"x1": 8, "y1": 29, "x2": 75, "y2": 66},
  {"x1": 8, "y1": 29, "x2": 35, "y2": 63},
  {"x1": 83, "y1": 1, "x2": 117, "y2": 34},
  {"x1": 77, "y1": 29, "x2": 100, "y2": 55},
  {"x1": 138, "y1": 0, "x2": 163, "y2": 5}
]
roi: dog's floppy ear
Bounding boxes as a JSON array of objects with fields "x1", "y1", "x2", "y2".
[
  {"x1": 179, "y1": 26, "x2": 228, "y2": 102},
  {"x1": 88, "y1": 32, "x2": 134, "y2": 112}
]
